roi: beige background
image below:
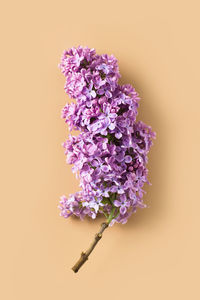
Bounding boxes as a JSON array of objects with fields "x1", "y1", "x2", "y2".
[{"x1": 1, "y1": 0, "x2": 200, "y2": 299}]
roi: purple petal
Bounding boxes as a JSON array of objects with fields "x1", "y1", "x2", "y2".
[
  {"x1": 120, "y1": 194, "x2": 126, "y2": 202},
  {"x1": 109, "y1": 123, "x2": 116, "y2": 130},
  {"x1": 129, "y1": 189, "x2": 136, "y2": 201},
  {"x1": 110, "y1": 186, "x2": 118, "y2": 193},
  {"x1": 116, "y1": 152, "x2": 125, "y2": 162},
  {"x1": 91, "y1": 159, "x2": 99, "y2": 167},
  {"x1": 90, "y1": 90, "x2": 96, "y2": 98},
  {"x1": 114, "y1": 200, "x2": 121, "y2": 207},
  {"x1": 124, "y1": 155, "x2": 132, "y2": 163},
  {"x1": 87, "y1": 144, "x2": 97, "y2": 155},
  {"x1": 120, "y1": 206, "x2": 127, "y2": 215},
  {"x1": 118, "y1": 188, "x2": 125, "y2": 194},
  {"x1": 109, "y1": 113, "x2": 117, "y2": 118},
  {"x1": 101, "y1": 165, "x2": 110, "y2": 172},
  {"x1": 115, "y1": 132, "x2": 122, "y2": 139},
  {"x1": 105, "y1": 90, "x2": 112, "y2": 98}
]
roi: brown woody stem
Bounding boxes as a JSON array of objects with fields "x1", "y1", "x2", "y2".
[{"x1": 71, "y1": 221, "x2": 109, "y2": 273}]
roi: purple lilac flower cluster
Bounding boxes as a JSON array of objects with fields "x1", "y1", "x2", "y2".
[{"x1": 59, "y1": 46, "x2": 155, "y2": 225}]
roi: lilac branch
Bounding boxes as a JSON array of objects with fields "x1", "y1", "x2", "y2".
[{"x1": 72, "y1": 207, "x2": 116, "y2": 273}]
